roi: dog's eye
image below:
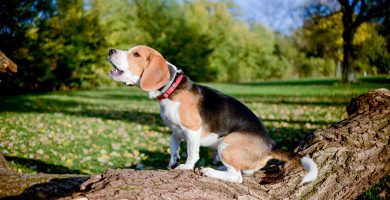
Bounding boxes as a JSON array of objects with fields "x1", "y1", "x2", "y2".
[{"x1": 133, "y1": 52, "x2": 141, "y2": 57}]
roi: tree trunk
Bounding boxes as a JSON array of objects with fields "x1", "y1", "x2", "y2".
[
  {"x1": 341, "y1": 31, "x2": 357, "y2": 83},
  {"x1": 1, "y1": 89, "x2": 388, "y2": 199},
  {"x1": 340, "y1": 3, "x2": 357, "y2": 83}
]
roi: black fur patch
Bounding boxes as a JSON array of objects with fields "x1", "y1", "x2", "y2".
[
  {"x1": 198, "y1": 85, "x2": 269, "y2": 137},
  {"x1": 171, "y1": 76, "x2": 272, "y2": 143}
]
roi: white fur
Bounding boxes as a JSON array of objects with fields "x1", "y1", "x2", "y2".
[
  {"x1": 176, "y1": 127, "x2": 201, "y2": 170},
  {"x1": 159, "y1": 98, "x2": 201, "y2": 170},
  {"x1": 109, "y1": 49, "x2": 140, "y2": 86},
  {"x1": 300, "y1": 157, "x2": 318, "y2": 184},
  {"x1": 200, "y1": 133, "x2": 220, "y2": 148},
  {"x1": 168, "y1": 129, "x2": 183, "y2": 168},
  {"x1": 201, "y1": 143, "x2": 243, "y2": 183},
  {"x1": 159, "y1": 99, "x2": 186, "y2": 169},
  {"x1": 242, "y1": 170, "x2": 256, "y2": 175},
  {"x1": 147, "y1": 90, "x2": 161, "y2": 99},
  {"x1": 159, "y1": 99, "x2": 181, "y2": 126}
]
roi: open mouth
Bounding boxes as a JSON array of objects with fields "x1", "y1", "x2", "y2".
[
  {"x1": 108, "y1": 57, "x2": 124, "y2": 76},
  {"x1": 111, "y1": 67, "x2": 124, "y2": 76}
]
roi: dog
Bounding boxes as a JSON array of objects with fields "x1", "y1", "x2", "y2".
[{"x1": 107, "y1": 45, "x2": 318, "y2": 183}]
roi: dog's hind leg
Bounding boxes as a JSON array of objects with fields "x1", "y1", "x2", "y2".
[
  {"x1": 201, "y1": 132, "x2": 273, "y2": 183},
  {"x1": 200, "y1": 142, "x2": 243, "y2": 183}
]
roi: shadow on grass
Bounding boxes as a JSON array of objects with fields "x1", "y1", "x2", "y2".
[
  {"x1": 267, "y1": 127, "x2": 316, "y2": 152},
  {"x1": 63, "y1": 92, "x2": 149, "y2": 102},
  {"x1": 5, "y1": 156, "x2": 84, "y2": 174},
  {"x1": 238, "y1": 78, "x2": 339, "y2": 86},
  {"x1": 234, "y1": 94, "x2": 351, "y2": 106},
  {"x1": 122, "y1": 150, "x2": 171, "y2": 170},
  {"x1": 240, "y1": 97, "x2": 348, "y2": 106},
  {"x1": 120, "y1": 148, "x2": 218, "y2": 170},
  {"x1": 263, "y1": 118, "x2": 336, "y2": 125},
  {"x1": 2, "y1": 176, "x2": 87, "y2": 200},
  {"x1": 238, "y1": 76, "x2": 389, "y2": 86},
  {"x1": 0, "y1": 96, "x2": 164, "y2": 127}
]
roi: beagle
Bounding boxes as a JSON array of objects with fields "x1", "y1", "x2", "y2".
[{"x1": 107, "y1": 45, "x2": 318, "y2": 184}]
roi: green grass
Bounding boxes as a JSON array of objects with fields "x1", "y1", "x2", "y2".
[{"x1": 0, "y1": 77, "x2": 389, "y2": 198}]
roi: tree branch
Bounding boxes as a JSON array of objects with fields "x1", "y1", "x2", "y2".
[
  {"x1": 351, "y1": 0, "x2": 360, "y2": 8},
  {"x1": 0, "y1": 51, "x2": 17, "y2": 74},
  {"x1": 353, "y1": 0, "x2": 367, "y2": 28},
  {"x1": 0, "y1": 154, "x2": 11, "y2": 170},
  {"x1": 353, "y1": 0, "x2": 390, "y2": 28}
]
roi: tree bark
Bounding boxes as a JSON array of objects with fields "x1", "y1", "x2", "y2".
[
  {"x1": 0, "y1": 154, "x2": 11, "y2": 170},
  {"x1": 0, "y1": 51, "x2": 17, "y2": 74},
  {"x1": 341, "y1": 28, "x2": 357, "y2": 83},
  {"x1": 0, "y1": 89, "x2": 389, "y2": 199},
  {"x1": 339, "y1": 1, "x2": 357, "y2": 83}
]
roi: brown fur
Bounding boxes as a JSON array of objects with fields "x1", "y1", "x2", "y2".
[
  {"x1": 268, "y1": 149, "x2": 304, "y2": 170},
  {"x1": 221, "y1": 132, "x2": 273, "y2": 170},
  {"x1": 126, "y1": 46, "x2": 203, "y2": 131},
  {"x1": 170, "y1": 88, "x2": 202, "y2": 131},
  {"x1": 125, "y1": 46, "x2": 170, "y2": 91},
  {"x1": 140, "y1": 55, "x2": 170, "y2": 91}
]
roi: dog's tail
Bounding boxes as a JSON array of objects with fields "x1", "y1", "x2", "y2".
[{"x1": 269, "y1": 149, "x2": 318, "y2": 184}]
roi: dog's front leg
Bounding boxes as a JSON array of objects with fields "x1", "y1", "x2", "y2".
[
  {"x1": 175, "y1": 128, "x2": 201, "y2": 170},
  {"x1": 168, "y1": 132, "x2": 182, "y2": 169}
]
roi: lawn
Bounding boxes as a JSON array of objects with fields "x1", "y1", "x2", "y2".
[{"x1": 0, "y1": 77, "x2": 389, "y2": 198}]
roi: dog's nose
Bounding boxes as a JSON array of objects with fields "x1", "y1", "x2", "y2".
[{"x1": 108, "y1": 49, "x2": 116, "y2": 56}]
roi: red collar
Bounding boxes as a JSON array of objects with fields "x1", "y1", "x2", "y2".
[{"x1": 156, "y1": 73, "x2": 184, "y2": 101}]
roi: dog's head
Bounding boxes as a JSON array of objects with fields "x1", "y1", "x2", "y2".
[{"x1": 107, "y1": 45, "x2": 170, "y2": 91}]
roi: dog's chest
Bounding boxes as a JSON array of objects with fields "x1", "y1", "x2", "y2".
[{"x1": 159, "y1": 99, "x2": 181, "y2": 126}]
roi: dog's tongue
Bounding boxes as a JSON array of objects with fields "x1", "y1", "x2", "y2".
[{"x1": 111, "y1": 69, "x2": 122, "y2": 76}]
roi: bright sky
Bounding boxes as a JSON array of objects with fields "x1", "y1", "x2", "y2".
[{"x1": 234, "y1": 0, "x2": 308, "y2": 34}]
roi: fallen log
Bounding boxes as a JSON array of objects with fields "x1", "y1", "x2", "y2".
[{"x1": 0, "y1": 89, "x2": 389, "y2": 199}]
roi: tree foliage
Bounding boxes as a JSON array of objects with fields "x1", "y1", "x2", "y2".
[
  {"x1": 0, "y1": 0, "x2": 388, "y2": 93},
  {"x1": 0, "y1": 0, "x2": 107, "y2": 93},
  {"x1": 295, "y1": 11, "x2": 389, "y2": 76},
  {"x1": 337, "y1": 0, "x2": 390, "y2": 82}
]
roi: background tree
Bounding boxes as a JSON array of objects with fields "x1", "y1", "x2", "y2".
[
  {"x1": 299, "y1": 0, "x2": 390, "y2": 81},
  {"x1": 295, "y1": 11, "x2": 388, "y2": 77},
  {"x1": 337, "y1": 0, "x2": 390, "y2": 83}
]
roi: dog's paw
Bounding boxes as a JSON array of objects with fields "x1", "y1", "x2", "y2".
[
  {"x1": 200, "y1": 167, "x2": 215, "y2": 177},
  {"x1": 175, "y1": 164, "x2": 194, "y2": 170},
  {"x1": 168, "y1": 162, "x2": 178, "y2": 169}
]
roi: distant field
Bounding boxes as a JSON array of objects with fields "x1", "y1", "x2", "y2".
[{"x1": 0, "y1": 77, "x2": 389, "y2": 198}]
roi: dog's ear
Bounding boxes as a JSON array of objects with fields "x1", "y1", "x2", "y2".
[{"x1": 140, "y1": 55, "x2": 170, "y2": 92}]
